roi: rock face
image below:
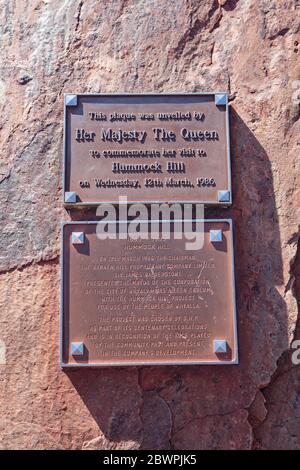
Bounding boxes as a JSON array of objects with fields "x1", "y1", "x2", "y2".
[{"x1": 0, "y1": 0, "x2": 299, "y2": 449}]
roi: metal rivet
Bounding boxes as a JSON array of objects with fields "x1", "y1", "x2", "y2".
[
  {"x1": 210, "y1": 229, "x2": 222, "y2": 242},
  {"x1": 218, "y1": 190, "x2": 231, "y2": 202},
  {"x1": 214, "y1": 339, "x2": 227, "y2": 354},
  {"x1": 215, "y1": 93, "x2": 227, "y2": 106},
  {"x1": 71, "y1": 342, "x2": 84, "y2": 356},
  {"x1": 64, "y1": 191, "x2": 77, "y2": 203},
  {"x1": 71, "y1": 232, "x2": 85, "y2": 244},
  {"x1": 65, "y1": 94, "x2": 77, "y2": 106}
]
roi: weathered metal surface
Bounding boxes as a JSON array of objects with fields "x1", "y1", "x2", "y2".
[
  {"x1": 61, "y1": 220, "x2": 238, "y2": 366},
  {"x1": 64, "y1": 93, "x2": 231, "y2": 206}
]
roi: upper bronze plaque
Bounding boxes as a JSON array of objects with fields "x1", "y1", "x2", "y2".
[
  {"x1": 63, "y1": 93, "x2": 231, "y2": 206},
  {"x1": 61, "y1": 220, "x2": 238, "y2": 367}
]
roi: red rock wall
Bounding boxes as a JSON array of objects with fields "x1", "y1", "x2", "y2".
[{"x1": 0, "y1": 0, "x2": 299, "y2": 449}]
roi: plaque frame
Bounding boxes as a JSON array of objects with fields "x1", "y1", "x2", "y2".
[
  {"x1": 63, "y1": 93, "x2": 232, "y2": 207},
  {"x1": 60, "y1": 219, "x2": 238, "y2": 368}
]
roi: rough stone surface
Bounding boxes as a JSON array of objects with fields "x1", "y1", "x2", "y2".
[{"x1": 0, "y1": 0, "x2": 299, "y2": 449}]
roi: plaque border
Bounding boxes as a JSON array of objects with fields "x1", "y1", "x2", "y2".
[
  {"x1": 63, "y1": 93, "x2": 232, "y2": 207},
  {"x1": 60, "y1": 219, "x2": 239, "y2": 368}
]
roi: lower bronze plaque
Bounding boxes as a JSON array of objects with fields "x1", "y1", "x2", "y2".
[{"x1": 61, "y1": 220, "x2": 238, "y2": 366}]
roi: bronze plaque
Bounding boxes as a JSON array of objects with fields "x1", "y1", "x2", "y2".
[
  {"x1": 61, "y1": 220, "x2": 238, "y2": 367},
  {"x1": 63, "y1": 93, "x2": 231, "y2": 206}
]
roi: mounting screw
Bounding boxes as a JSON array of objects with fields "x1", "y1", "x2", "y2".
[
  {"x1": 71, "y1": 342, "x2": 84, "y2": 356},
  {"x1": 218, "y1": 190, "x2": 231, "y2": 202},
  {"x1": 215, "y1": 93, "x2": 228, "y2": 106},
  {"x1": 213, "y1": 339, "x2": 227, "y2": 354},
  {"x1": 65, "y1": 94, "x2": 77, "y2": 106},
  {"x1": 65, "y1": 192, "x2": 77, "y2": 203},
  {"x1": 210, "y1": 229, "x2": 222, "y2": 242},
  {"x1": 71, "y1": 232, "x2": 85, "y2": 244}
]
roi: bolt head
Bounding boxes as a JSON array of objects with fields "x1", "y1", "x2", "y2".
[
  {"x1": 71, "y1": 232, "x2": 85, "y2": 244},
  {"x1": 65, "y1": 192, "x2": 77, "y2": 203},
  {"x1": 218, "y1": 190, "x2": 231, "y2": 202},
  {"x1": 65, "y1": 94, "x2": 77, "y2": 106},
  {"x1": 215, "y1": 93, "x2": 228, "y2": 106},
  {"x1": 210, "y1": 229, "x2": 222, "y2": 242},
  {"x1": 214, "y1": 339, "x2": 227, "y2": 354},
  {"x1": 71, "y1": 342, "x2": 84, "y2": 356}
]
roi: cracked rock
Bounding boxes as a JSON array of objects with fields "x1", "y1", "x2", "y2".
[{"x1": 0, "y1": 0, "x2": 299, "y2": 450}]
